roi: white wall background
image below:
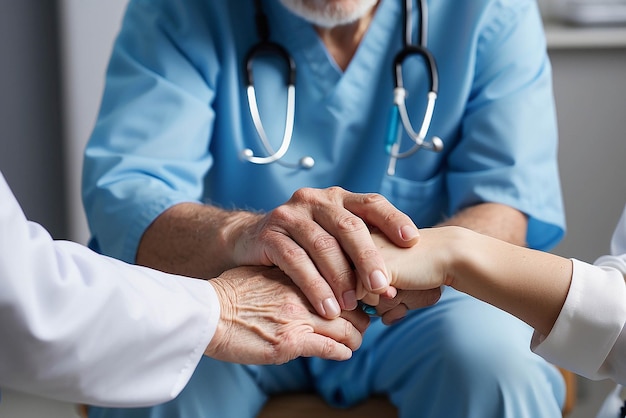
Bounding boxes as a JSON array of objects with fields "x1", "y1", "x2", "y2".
[{"x1": 0, "y1": 1, "x2": 625, "y2": 417}]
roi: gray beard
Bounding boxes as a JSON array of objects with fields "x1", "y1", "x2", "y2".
[{"x1": 279, "y1": 0, "x2": 378, "y2": 28}]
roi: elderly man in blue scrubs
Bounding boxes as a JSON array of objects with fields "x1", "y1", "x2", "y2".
[{"x1": 82, "y1": 0, "x2": 566, "y2": 417}]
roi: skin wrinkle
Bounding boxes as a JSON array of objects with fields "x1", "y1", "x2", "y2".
[
  {"x1": 336, "y1": 213, "x2": 367, "y2": 234},
  {"x1": 266, "y1": 308, "x2": 321, "y2": 363},
  {"x1": 214, "y1": 269, "x2": 354, "y2": 364},
  {"x1": 312, "y1": 234, "x2": 340, "y2": 253}
]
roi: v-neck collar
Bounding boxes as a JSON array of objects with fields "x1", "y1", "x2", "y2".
[{"x1": 265, "y1": 0, "x2": 402, "y2": 100}]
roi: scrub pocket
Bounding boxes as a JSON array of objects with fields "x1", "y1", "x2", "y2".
[{"x1": 379, "y1": 170, "x2": 447, "y2": 227}]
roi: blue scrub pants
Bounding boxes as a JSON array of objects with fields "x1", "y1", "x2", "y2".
[{"x1": 89, "y1": 288, "x2": 565, "y2": 418}]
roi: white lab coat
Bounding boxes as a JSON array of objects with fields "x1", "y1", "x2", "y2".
[
  {"x1": 532, "y1": 205, "x2": 626, "y2": 385},
  {"x1": 0, "y1": 172, "x2": 219, "y2": 407}
]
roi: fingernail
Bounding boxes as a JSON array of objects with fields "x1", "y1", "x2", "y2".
[
  {"x1": 369, "y1": 270, "x2": 388, "y2": 291},
  {"x1": 342, "y1": 290, "x2": 358, "y2": 310},
  {"x1": 384, "y1": 286, "x2": 397, "y2": 299},
  {"x1": 322, "y1": 297, "x2": 341, "y2": 318},
  {"x1": 401, "y1": 225, "x2": 420, "y2": 241}
]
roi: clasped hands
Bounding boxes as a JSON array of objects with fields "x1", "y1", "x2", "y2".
[{"x1": 206, "y1": 187, "x2": 447, "y2": 365}]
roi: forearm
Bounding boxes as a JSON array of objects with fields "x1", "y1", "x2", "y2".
[
  {"x1": 377, "y1": 225, "x2": 572, "y2": 336},
  {"x1": 437, "y1": 203, "x2": 568, "y2": 333},
  {"x1": 136, "y1": 202, "x2": 261, "y2": 278},
  {"x1": 448, "y1": 228, "x2": 572, "y2": 336},
  {"x1": 438, "y1": 202, "x2": 528, "y2": 246}
]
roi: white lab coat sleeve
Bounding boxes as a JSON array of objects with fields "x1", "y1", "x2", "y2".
[
  {"x1": 531, "y1": 260, "x2": 626, "y2": 384},
  {"x1": 531, "y1": 205, "x2": 626, "y2": 385},
  {"x1": 591, "y1": 204, "x2": 626, "y2": 385},
  {"x1": 0, "y1": 173, "x2": 219, "y2": 407}
]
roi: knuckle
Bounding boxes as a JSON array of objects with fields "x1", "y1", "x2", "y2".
[
  {"x1": 312, "y1": 233, "x2": 338, "y2": 252},
  {"x1": 362, "y1": 193, "x2": 404, "y2": 220},
  {"x1": 321, "y1": 338, "x2": 335, "y2": 357},
  {"x1": 343, "y1": 319, "x2": 353, "y2": 339},
  {"x1": 343, "y1": 321, "x2": 361, "y2": 350},
  {"x1": 291, "y1": 187, "x2": 315, "y2": 203},
  {"x1": 327, "y1": 186, "x2": 345, "y2": 197},
  {"x1": 282, "y1": 245, "x2": 310, "y2": 265},
  {"x1": 269, "y1": 205, "x2": 296, "y2": 224},
  {"x1": 384, "y1": 209, "x2": 406, "y2": 224},
  {"x1": 325, "y1": 267, "x2": 355, "y2": 290},
  {"x1": 362, "y1": 192, "x2": 387, "y2": 205},
  {"x1": 336, "y1": 214, "x2": 367, "y2": 233}
]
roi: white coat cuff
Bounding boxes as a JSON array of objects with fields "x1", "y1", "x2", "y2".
[
  {"x1": 169, "y1": 277, "x2": 220, "y2": 398},
  {"x1": 531, "y1": 259, "x2": 626, "y2": 380}
]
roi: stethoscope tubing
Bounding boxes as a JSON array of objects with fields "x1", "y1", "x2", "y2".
[
  {"x1": 241, "y1": 84, "x2": 296, "y2": 165},
  {"x1": 242, "y1": 0, "x2": 443, "y2": 172},
  {"x1": 387, "y1": 0, "x2": 442, "y2": 166}
]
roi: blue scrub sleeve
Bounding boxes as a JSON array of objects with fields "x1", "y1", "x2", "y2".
[
  {"x1": 82, "y1": 0, "x2": 220, "y2": 262},
  {"x1": 446, "y1": 0, "x2": 564, "y2": 250}
]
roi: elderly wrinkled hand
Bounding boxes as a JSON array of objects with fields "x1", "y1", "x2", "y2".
[
  {"x1": 206, "y1": 266, "x2": 371, "y2": 364},
  {"x1": 230, "y1": 186, "x2": 420, "y2": 320}
]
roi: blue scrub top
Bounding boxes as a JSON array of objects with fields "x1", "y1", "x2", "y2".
[{"x1": 83, "y1": 0, "x2": 565, "y2": 263}]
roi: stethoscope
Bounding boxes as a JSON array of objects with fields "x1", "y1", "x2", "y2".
[{"x1": 240, "y1": 0, "x2": 443, "y2": 174}]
